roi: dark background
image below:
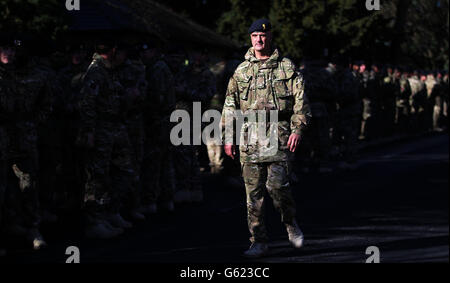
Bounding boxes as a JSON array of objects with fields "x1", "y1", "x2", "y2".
[{"x1": 1, "y1": 0, "x2": 448, "y2": 69}]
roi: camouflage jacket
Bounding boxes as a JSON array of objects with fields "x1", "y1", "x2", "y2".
[
  {"x1": 398, "y1": 75, "x2": 411, "y2": 106},
  {"x1": 301, "y1": 65, "x2": 337, "y2": 117},
  {"x1": 0, "y1": 62, "x2": 52, "y2": 125},
  {"x1": 57, "y1": 62, "x2": 89, "y2": 118},
  {"x1": 381, "y1": 74, "x2": 398, "y2": 103},
  {"x1": 144, "y1": 58, "x2": 175, "y2": 130},
  {"x1": 408, "y1": 76, "x2": 427, "y2": 111},
  {"x1": 174, "y1": 63, "x2": 216, "y2": 112},
  {"x1": 117, "y1": 59, "x2": 147, "y2": 123},
  {"x1": 334, "y1": 68, "x2": 361, "y2": 115},
  {"x1": 79, "y1": 53, "x2": 127, "y2": 132},
  {"x1": 221, "y1": 48, "x2": 311, "y2": 163},
  {"x1": 425, "y1": 75, "x2": 438, "y2": 99}
]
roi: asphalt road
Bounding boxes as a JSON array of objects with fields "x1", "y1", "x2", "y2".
[{"x1": 2, "y1": 134, "x2": 448, "y2": 263}]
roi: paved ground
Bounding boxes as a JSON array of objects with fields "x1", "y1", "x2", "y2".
[{"x1": 2, "y1": 134, "x2": 448, "y2": 263}]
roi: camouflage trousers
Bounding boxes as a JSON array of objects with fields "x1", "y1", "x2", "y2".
[
  {"x1": 361, "y1": 98, "x2": 379, "y2": 140},
  {"x1": 206, "y1": 139, "x2": 224, "y2": 174},
  {"x1": 242, "y1": 161, "x2": 297, "y2": 243},
  {"x1": 142, "y1": 144, "x2": 175, "y2": 205},
  {"x1": 432, "y1": 96, "x2": 443, "y2": 130},
  {"x1": 84, "y1": 122, "x2": 137, "y2": 215}
]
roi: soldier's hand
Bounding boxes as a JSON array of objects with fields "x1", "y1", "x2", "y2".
[
  {"x1": 224, "y1": 144, "x2": 236, "y2": 160},
  {"x1": 287, "y1": 134, "x2": 301, "y2": 152}
]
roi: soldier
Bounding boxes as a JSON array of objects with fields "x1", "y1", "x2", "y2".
[
  {"x1": 442, "y1": 71, "x2": 449, "y2": 129},
  {"x1": 172, "y1": 49, "x2": 216, "y2": 204},
  {"x1": 300, "y1": 59, "x2": 336, "y2": 173},
  {"x1": 34, "y1": 41, "x2": 65, "y2": 224},
  {"x1": 0, "y1": 37, "x2": 13, "y2": 255},
  {"x1": 57, "y1": 44, "x2": 89, "y2": 212},
  {"x1": 425, "y1": 72, "x2": 443, "y2": 132},
  {"x1": 206, "y1": 52, "x2": 239, "y2": 175},
  {"x1": 395, "y1": 68, "x2": 412, "y2": 133},
  {"x1": 359, "y1": 62, "x2": 381, "y2": 140},
  {"x1": 78, "y1": 39, "x2": 137, "y2": 239},
  {"x1": 333, "y1": 56, "x2": 361, "y2": 169},
  {"x1": 380, "y1": 65, "x2": 398, "y2": 137},
  {"x1": 140, "y1": 42, "x2": 177, "y2": 213},
  {"x1": 408, "y1": 71, "x2": 427, "y2": 132},
  {"x1": 0, "y1": 35, "x2": 52, "y2": 250},
  {"x1": 114, "y1": 43, "x2": 146, "y2": 220},
  {"x1": 221, "y1": 19, "x2": 311, "y2": 258}
]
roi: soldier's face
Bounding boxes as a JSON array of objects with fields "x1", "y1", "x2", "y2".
[
  {"x1": 359, "y1": 64, "x2": 366, "y2": 73},
  {"x1": 251, "y1": 32, "x2": 271, "y2": 52},
  {"x1": 0, "y1": 47, "x2": 15, "y2": 64}
]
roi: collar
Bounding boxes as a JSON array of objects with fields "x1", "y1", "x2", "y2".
[{"x1": 245, "y1": 47, "x2": 280, "y2": 69}]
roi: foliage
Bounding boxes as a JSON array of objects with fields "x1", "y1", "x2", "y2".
[{"x1": 0, "y1": 0, "x2": 68, "y2": 39}]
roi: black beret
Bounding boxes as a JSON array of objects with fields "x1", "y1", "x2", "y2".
[{"x1": 248, "y1": 19, "x2": 271, "y2": 34}]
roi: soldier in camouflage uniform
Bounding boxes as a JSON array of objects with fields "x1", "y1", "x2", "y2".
[
  {"x1": 442, "y1": 72, "x2": 449, "y2": 129},
  {"x1": 380, "y1": 66, "x2": 398, "y2": 137},
  {"x1": 395, "y1": 69, "x2": 412, "y2": 133},
  {"x1": 425, "y1": 72, "x2": 443, "y2": 132},
  {"x1": 112, "y1": 43, "x2": 147, "y2": 221},
  {"x1": 221, "y1": 19, "x2": 311, "y2": 258},
  {"x1": 408, "y1": 71, "x2": 427, "y2": 132},
  {"x1": 78, "y1": 41, "x2": 137, "y2": 239},
  {"x1": 140, "y1": 42, "x2": 177, "y2": 213},
  {"x1": 0, "y1": 36, "x2": 52, "y2": 250},
  {"x1": 34, "y1": 45, "x2": 66, "y2": 224},
  {"x1": 172, "y1": 49, "x2": 216, "y2": 204},
  {"x1": 331, "y1": 57, "x2": 361, "y2": 169},
  {"x1": 300, "y1": 60, "x2": 336, "y2": 173},
  {"x1": 57, "y1": 44, "x2": 89, "y2": 212},
  {"x1": 0, "y1": 38, "x2": 13, "y2": 255},
  {"x1": 207, "y1": 54, "x2": 239, "y2": 175},
  {"x1": 359, "y1": 63, "x2": 381, "y2": 140}
]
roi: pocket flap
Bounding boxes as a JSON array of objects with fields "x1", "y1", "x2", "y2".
[{"x1": 274, "y1": 68, "x2": 295, "y2": 81}]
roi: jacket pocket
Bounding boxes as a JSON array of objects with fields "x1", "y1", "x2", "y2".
[
  {"x1": 236, "y1": 75, "x2": 252, "y2": 101},
  {"x1": 273, "y1": 71, "x2": 294, "y2": 111}
]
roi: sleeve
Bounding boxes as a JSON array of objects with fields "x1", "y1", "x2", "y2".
[
  {"x1": 290, "y1": 73, "x2": 312, "y2": 136},
  {"x1": 221, "y1": 75, "x2": 240, "y2": 145}
]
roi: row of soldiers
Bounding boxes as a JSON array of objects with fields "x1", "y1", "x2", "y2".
[
  {"x1": 0, "y1": 34, "x2": 448, "y2": 254},
  {"x1": 0, "y1": 35, "x2": 217, "y2": 255},
  {"x1": 296, "y1": 58, "x2": 449, "y2": 173}
]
